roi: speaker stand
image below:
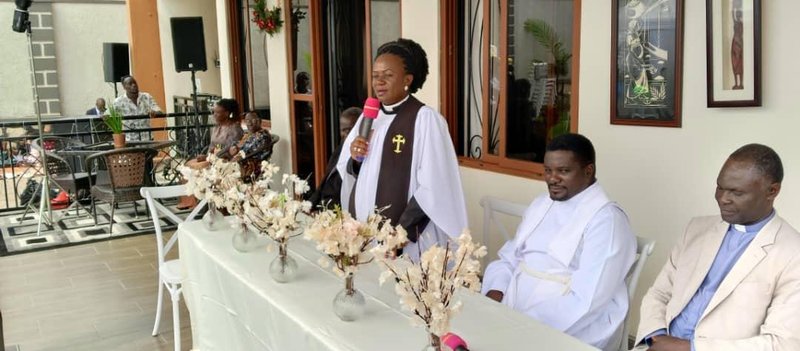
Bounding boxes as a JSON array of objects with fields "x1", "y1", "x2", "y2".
[
  {"x1": 189, "y1": 65, "x2": 203, "y2": 158},
  {"x1": 21, "y1": 19, "x2": 54, "y2": 235}
]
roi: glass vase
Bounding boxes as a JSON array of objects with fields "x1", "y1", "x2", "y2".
[
  {"x1": 332, "y1": 273, "x2": 366, "y2": 321},
  {"x1": 269, "y1": 240, "x2": 298, "y2": 283},
  {"x1": 202, "y1": 205, "x2": 224, "y2": 231},
  {"x1": 421, "y1": 332, "x2": 442, "y2": 351},
  {"x1": 231, "y1": 224, "x2": 260, "y2": 252}
]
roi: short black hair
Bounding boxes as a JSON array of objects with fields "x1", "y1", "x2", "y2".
[
  {"x1": 216, "y1": 98, "x2": 241, "y2": 122},
  {"x1": 340, "y1": 107, "x2": 362, "y2": 122},
  {"x1": 729, "y1": 143, "x2": 784, "y2": 183},
  {"x1": 243, "y1": 111, "x2": 261, "y2": 121},
  {"x1": 376, "y1": 38, "x2": 429, "y2": 93},
  {"x1": 546, "y1": 133, "x2": 596, "y2": 167}
]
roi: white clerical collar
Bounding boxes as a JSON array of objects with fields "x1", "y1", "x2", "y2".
[
  {"x1": 550, "y1": 182, "x2": 600, "y2": 214},
  {"x1": 562, "y1": 181, "x2": 599, "y2": 205},
  {"x1": 730, "y1": 210, "x2": 775, "y2": 233},
  {"x1": 382, "y1": 95, "x2": 410, "y2": 113}
]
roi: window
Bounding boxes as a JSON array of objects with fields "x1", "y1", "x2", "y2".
[{"x1": 442, "y1": 0, "x2": 580, "y2": 178}]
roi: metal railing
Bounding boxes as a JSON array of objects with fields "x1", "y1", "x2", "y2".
[{"x1": 0, "y1": 111, "x2": 213, "y2": 212}]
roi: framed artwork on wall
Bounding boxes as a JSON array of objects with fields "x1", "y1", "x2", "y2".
[
  {"x1": 611, "y1": 0, "x2": 684, "y2": 128},
  {"x1": 706, "y1": 0, "x2": 761, "y2": 107}
]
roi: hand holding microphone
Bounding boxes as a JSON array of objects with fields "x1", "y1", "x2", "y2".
[{"x1": 351, "y1": 97, "x2": 380, "y2": 162}]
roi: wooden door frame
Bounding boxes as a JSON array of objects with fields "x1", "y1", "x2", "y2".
[{"x1": 284, "y1": 0, "x2": 328, "y2": 186}]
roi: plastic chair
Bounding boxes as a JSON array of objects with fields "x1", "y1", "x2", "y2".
[
  {"x1": 479, "y1": 196, "x2": 528, "y2": 266},
  {"x1": 616, "y1": 237, "x2": 656, "y2": 351},
  {"x1": 140, "y1": 185, "x2": 203, "y2": 351}
]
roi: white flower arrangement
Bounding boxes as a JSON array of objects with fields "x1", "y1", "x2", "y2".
[
  {"x1": 371, "y1": 231, "x2": 487, "y2": 337},
  {"x1": 304, "y1": 206, "x2": 407, "y2": 277},
  {"x1": 179, "y1": 154, "x2": 241, "y2": 209},
  {"x1": 242, "y1": 161, "x2": 312, "y2": 244}
]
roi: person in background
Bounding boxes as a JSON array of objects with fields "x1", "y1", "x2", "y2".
[
  {"x1": 635, "y1": 144, "x2": 800, "y2": 351},
  {"x1": 309, "y1": 106, "x2": 361, "y2": 208},
  {"x1": 482, "y1": 133, "x2": 636, "y2": 351},
  {"x1": 337, "y1": 38, "x2": 468, "y2": 262},
  {"x1": 86, "y1": 98, "x2": 106, "y2": 115},
  {"x1": 178, "y1": 98, "x2": 244, "y2": 209},
  {"x1": 231, "y1": 112, "x2": 273, "y2": 181},
  {"x1": 113, "y1": 76, "x2": 162, "y2": 141}
]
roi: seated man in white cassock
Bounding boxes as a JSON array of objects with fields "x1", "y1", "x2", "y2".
[{"x1": 482, "y1": 133, "x2": 637, "y2": 351}]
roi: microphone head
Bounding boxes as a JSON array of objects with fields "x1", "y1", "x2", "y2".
[
  {"x1": 442, "y1": 332, "x2": 468, "y2": 350},
  {"x1": 16, "y1": 0, "x2": 33, "y2": 10},
  {"x1": 363, "y1": 97, "x2": 380, "y2": 119}
]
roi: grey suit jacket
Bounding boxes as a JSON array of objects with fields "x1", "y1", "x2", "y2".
[{"x1": 637, "y1": 215, "x2": 800, "y2": 351}]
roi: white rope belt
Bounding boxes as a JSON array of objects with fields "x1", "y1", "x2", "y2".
[{"x1": 519, "y1": 263, "x2": 572, "y2": 296}]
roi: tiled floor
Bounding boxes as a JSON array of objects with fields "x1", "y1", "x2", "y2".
[{"x1": 0, "y1": 234, "x2": 191, "y2": 351}]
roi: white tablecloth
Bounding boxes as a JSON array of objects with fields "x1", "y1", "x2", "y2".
[{"x1": 178, "y1": 218, "x2": 598, "y2": 351}]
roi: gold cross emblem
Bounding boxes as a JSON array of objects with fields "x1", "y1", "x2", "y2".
[{"x1": 392, "y1": 134, "x2": 406, "y2": 154}]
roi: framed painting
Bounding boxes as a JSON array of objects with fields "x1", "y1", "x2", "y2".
[
  {"x1": 706, "y1": 0, "x2": 761, "y2": 107},
  {"x1": 611, "y1": 0, "x2": 684, "y2": 127}
]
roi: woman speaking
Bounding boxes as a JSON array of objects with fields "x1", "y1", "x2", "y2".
[{"x1": 336, "y1": 38, "x2": 468, "y2": 261}]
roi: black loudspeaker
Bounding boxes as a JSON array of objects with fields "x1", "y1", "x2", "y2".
[
  {"x1": 103, "y1": 43, "x2": 129, "y2": 83},
  {"x1": 171, "y1": 17, "x2": 207, "y2": 72}
]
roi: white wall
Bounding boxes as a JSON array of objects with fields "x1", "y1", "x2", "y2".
[
  {"x1": 263, "y1": 0, "x2": 292, "y2": 181},
  {"x1": 0, "y1": 3, "x2": 34, "y2": 118},
  {"x1": 216, "y1": 0, "x2": 233, "y2": 98},
  {"x1": 158, "y1": 0, "x2": 222, "y2": 113},
  {"x1": 52, "y1": 3, "x2": 128, "y2": 115},
  {"x1": 401, "y1": 0, "x2": 439, "y2": 109}
]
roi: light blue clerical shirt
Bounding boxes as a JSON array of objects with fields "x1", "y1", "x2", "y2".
[{"x1": 652, "y1": 211, "x2": 776, "y2": 349}]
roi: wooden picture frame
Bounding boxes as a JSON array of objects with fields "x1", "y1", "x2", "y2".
[
  {"x1": 706, "y1": 0, "x2": 761, "y2": 107},
  {"x1": 611, "y1": 0, "x2": 684, "y2": 127}
]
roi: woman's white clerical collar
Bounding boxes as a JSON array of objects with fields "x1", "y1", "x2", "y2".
[{"x1": 381, "y1": 95, "x2": 410, "y2": 114}]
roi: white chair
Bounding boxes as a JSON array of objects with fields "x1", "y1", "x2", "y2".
[
  {"x1": 141, "y1": 185, "x2": 205, "y2": 351},
  {"x1": 616, "y1": 237, "x2": 656, "y2": 351},
  {"x1": 480, "y1": 195, "x2": 528, "y2": 268}
]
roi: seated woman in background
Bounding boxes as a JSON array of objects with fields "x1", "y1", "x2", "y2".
[
  {"x1": 204, "y1": 98, "x2": 244, "y2": 161},
  {"x1": 231, "y1": 112, "x2": 274, "y2": 181},
  {"x1": 178, "y1": 98, "x2": 244, "y2": 209}
]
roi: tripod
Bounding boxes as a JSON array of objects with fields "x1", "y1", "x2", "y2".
[{"x1": 19, "y1": 18, "x2": 54, "y2": 235}]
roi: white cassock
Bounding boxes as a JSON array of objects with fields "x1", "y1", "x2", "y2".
[
  {"x1": 336, "y1": 96, "x2": 468, "y2": 262},
  {"x1": 482, "y1": 183, "x2": 636, "y2": 351}
]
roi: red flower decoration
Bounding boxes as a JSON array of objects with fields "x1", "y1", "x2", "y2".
[{"x1": 251, "y1": 1, "x2": 284, "y2": 37}]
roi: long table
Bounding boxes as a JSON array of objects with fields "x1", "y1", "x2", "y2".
[{"x1": 178, "y1": 219, "x2": 598, "y2": 351}]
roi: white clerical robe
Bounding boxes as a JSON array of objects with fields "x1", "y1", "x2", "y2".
[
  {"x1": 335, "y1": 97, "x2": 469, "y2": 262},
  {"x1": 482, "y1": 183, "x2": 636, "y2": 351}
]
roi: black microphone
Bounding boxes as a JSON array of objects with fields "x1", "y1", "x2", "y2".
[{"x1": 12, "y1": 0, "x2": 33, "y2": 33}]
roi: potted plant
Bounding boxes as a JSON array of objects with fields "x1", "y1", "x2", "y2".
[{"x1": 103, "y1": 105, "x2": 125, "y2": 148}]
